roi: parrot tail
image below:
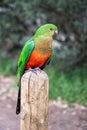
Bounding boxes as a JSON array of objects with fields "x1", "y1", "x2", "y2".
[{"x1": 16, "y1": 83, "x2": 21, "y2": 114}]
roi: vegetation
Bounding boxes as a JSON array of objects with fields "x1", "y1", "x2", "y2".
[
  {"x1": 0, "y1": 0, "x2": 87, "y2": 105},
  {"x1": 46, "y1": 64, "x2": 87, "y2": 106}
]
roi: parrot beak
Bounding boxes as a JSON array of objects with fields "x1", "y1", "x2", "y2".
[{"x1": 54, "y1": 30, "x2": 58, "y2": 35}]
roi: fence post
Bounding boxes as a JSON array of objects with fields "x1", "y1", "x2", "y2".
[{"x1": 20, "y1": 70, "x2": 49, "y2": 130}]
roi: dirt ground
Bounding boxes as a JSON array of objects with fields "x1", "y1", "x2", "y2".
[{"x1": 0, "y1": 75, "x2": 87, "y2": 130}]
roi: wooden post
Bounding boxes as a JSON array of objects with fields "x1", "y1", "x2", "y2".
[{"x1": 21, "y1": 70, "x2": 49, "y2": 130}]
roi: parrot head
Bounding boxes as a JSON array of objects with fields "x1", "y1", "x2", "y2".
[{"x1": 35, "y1": 24, "x2": 58, "y2": 37}]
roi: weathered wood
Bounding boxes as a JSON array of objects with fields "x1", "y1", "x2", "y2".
[{"x1": 21, "y1": 70, "x2": 49, "y2": 130}]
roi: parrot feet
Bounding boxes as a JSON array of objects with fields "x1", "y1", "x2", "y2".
[
  {"x1": 34, "y1": 67, "x2": 42, "y2": 72},
  {"x1": 25, "y1": 67, "x2": 41, "y2": 74}
]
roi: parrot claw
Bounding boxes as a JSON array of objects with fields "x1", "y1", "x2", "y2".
[
  {"x1": 34, "y1": 67, "x2": 42, "y2": 72},
  {"x1": 25, "y1": 67, "x2": 41, "y2": 74}
]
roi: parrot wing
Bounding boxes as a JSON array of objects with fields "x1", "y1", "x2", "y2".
[{"x1": 17, "y1": 40, "x2": 34, "y2": 78}]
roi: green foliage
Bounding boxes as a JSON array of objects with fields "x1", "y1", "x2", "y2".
[
  {"x1": 46, "y1": 64, "x2": 87, "y2": 105},
  {"x1": 0, "y1": 0, "x2": 87, "y2": 43},
  {"x1": 52, "y1": 41, "x2": 80, "y2": 69},
  {"x1": 0, "y1": 58, "x2": 17, "y2": 75}
]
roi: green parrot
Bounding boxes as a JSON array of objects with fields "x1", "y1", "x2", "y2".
[{"x1": 16, "y1": 23, "x2": 58, "y2": 114}]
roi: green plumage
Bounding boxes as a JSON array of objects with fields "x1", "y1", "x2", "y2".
[
  {"x1": 17, "y1": 23, "x2": 57, "y2": 80},
  {"x1": 17, "y1": 40, "x2": 34, "y2": 78}
]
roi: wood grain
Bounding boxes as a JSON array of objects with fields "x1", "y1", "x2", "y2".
[{"x1": 21, "y1": 70, "x2": 49, "y2": 130}]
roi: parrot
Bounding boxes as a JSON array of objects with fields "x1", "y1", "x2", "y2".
[{"x1": 16, "y1": 23, "x2": 58, "y2": 114}]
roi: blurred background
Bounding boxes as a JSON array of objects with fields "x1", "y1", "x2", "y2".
[{"x1": 0, "y1": 0, "x2": 87, "y2": 105}]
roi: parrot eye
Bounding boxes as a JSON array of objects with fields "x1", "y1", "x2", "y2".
[{"x1": 49, "y1": 28, "x2": 53, "y2": 31}]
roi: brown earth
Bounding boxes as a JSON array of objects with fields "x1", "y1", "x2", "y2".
[{"x1": 0, "y1": 75, "x2": 87, "y2": 130}]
